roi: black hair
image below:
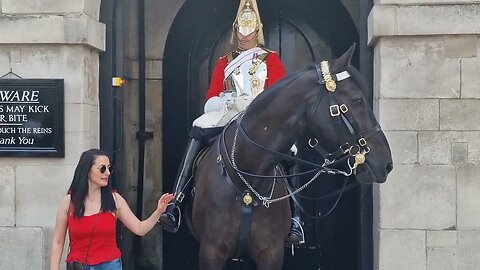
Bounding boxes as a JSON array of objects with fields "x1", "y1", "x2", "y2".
[{"x1": 68, "y1": 148, "x2": 117, "y2": 218}]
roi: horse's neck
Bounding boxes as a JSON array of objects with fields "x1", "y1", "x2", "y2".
[{"x1": 234, "y1": 87, "x2": 314, "y2": 174}]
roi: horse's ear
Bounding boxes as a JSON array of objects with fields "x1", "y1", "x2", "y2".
[{"x1": 336, "y1": 43, "x2": 356, "y2": 67}]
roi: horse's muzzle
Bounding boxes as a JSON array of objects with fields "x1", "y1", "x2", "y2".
[{"x1": 355, "y1": 159, "x2": 391, "y2": 184}]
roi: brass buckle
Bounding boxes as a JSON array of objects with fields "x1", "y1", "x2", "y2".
[
  {"x1": 176, "y1": 193, "x2": 185, "y2": 202},
  {"x1": 340, "y1": 104, "x2": 348, "y2": 113},
  {"x1": 358, "y1": 138, "x2": 367, "y2": 146},
  {"x1": 329, "y1": 105, "x2": 340, "y2": 117}
]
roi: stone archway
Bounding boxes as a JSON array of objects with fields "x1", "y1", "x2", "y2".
[{"x1": 162, "y1": 0, "x2": 368, "y2": 269}]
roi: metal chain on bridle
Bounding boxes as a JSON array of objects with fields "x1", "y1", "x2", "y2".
[{"x1": 229, "y1": 114, "x2": 354, "y2": 208}]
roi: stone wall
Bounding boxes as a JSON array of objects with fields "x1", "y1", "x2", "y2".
[
  {"x1": 369, "y1": 2, "x2": 480, "y2": 269},
  {"x1": 0, "y1": 0, "x2": 104, "y2": 269},
  {"x1": 118, "y1": 0, "x2": 184, "y2": 269}
]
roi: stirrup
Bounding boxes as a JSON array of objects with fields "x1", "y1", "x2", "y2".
[
  {"x1": 286, "y1": 218, "x2": 305, "y2": 245},
  {"x1": 159, "y1": 203, "x2": 182, "y2": 233}
]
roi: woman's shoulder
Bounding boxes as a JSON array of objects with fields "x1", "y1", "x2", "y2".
[
  {"x1": 61, "y1": 194, "x2": 71, "y2": 204},
  {"x1": 111, "y1": 191, "x2": 126, "y2": 205},
  {"x1": 58, "y1": 194, "x2": 72, "y2": 214}
]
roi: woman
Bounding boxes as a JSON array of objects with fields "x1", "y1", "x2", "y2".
[{"x1": 50, "y1": 149, "x2": 174, "y2": 270}]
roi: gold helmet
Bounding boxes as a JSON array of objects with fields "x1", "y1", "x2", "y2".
[{"x1": 231, "y1": 0, "x2": 265, "y2": 46}]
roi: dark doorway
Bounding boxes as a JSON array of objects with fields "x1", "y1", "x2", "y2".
[{"x1": 163, "y1": 0, "x2": 365, "y2": 269}]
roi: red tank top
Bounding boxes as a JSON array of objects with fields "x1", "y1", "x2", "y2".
[{"x1": 66, "y1": 208, "x2": 121, "y2": 265}]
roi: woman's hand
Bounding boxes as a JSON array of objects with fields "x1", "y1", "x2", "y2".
[{"x1": 157, "y1": 193, "x2": 175, "y2": 213}]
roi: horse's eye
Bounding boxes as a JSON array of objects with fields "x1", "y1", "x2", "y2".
[{"x1": 352, "y1": 97, "x2": 364, "y2": 105}]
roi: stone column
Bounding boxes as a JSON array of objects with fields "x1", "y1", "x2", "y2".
[
  {"x1": 0, "y1": 1, "x2": 105, "y2": 269},
  {"x1": 369, "y1": 2, "x2": 480, "y2": 270}
]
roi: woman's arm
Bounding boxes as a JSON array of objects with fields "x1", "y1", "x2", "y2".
[
  {"x1": 115, "y1": 192, "x2": 174, "y2": 236},
  {"x1": 50, "y1": 195, "x2": 70, "y2": 270}
]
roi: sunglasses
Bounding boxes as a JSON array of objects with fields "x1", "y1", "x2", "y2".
[{"x1": 98, "y1": 165, "x2": 114, "y2": 174}]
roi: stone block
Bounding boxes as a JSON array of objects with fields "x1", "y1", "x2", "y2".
[
  {"x1": 0, "y1": 166, "x2": 14, "y2": 225},
  {"x1": 375, "y1": 38, "x2": 460, "y2": 99},
  {"x1": 396, "y1": 5, "x2": 480, "y2": 36},
  {"x1": 16, "y1": 165, "x2": 75, "y2": 227},
  {"x1": 370, "y1": 4, "x2": 480, "y2": 43},
  {"x1": 127, "y1": 60, "x2": 139, "y2": 79},
  {"x1": 146, "y1": 60, "x2": 163, "y2": 80},
  {"x1": 456, "y1": 231, "x2": 480, "y2": 269},
  {"x1": 418, "y1": 131, "x2": 480, "y2": 165},
  {"x1": 427, "y1": 230, "x2": 457, "y2": 247},
  {"x1": 9, "y1": 47, "x2": 21, "y2": 63},
  {"x1": 378, "y1": 164, "x2": 456, "y2": 230},
  {"x1": 444, "y1": 36, "x2": 477, "y2": 58},
  {"x1": 384, "y1": 131, "x2": 417, "y2": 165},
  {"x1": 65, "y1": 104, "x2": 95, "y2": 132},
  {"x1": 0, "y1": 227, "x2": 43, "y2": 270},
  {"x1": 1, "y1": 45, "x2": 100, "y2": 105},
  {"x1": 451, "y1": 142, "x2": 467, "y2": 164},
  {"x1": 368, "y1": 5, "x2": 396, "y2": 45},
  {"x1": 2, "y1": 0, "x2": 82, "y2": 14},
  {"x1": 427, "y1": 246, "x2": 458, "y2": 270},
  {"x1": 440, "y1": 99, "x2": 480, "y2": 130},
  {"x1": 418, "y1": 131, "x2": 455, "y2": 164},
  {"x1": 0, "y1": 46, "x2": 9, "y2": 65},
  {"x1": 377, "y1": 229, "x2": 426, "y2": 270},
  {"x1": 0, "y1": 15, "x2": 65, "y2": 43},
  {"x1": 0, "y1": 14, "x2": 105, "y2": 50},
  {"x1": 457, "y1": 165, "x2": 480, "y2": 229},
  {"x1": 461, "y1": 57, "x2": 480, "y2": 98},
  {"x1": 145, "y1": 80, "x2": 162, "y2": 126},
  {"x1": 379, "y1": 99, "x2": 439, "y2": 131},
  {"x1": 427, "y1": 234, "x2": 480, "y2": 270},
  {"x1": 83, "y1": 0, "x2": 101, "y2": 20}
]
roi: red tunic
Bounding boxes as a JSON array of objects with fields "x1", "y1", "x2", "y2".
[
  {"x1": 205, "y1": 51, "x2": 286, "y2": 100},
  {"x1": 66, "y1": 210, "x2": 121, "y2": 265}
]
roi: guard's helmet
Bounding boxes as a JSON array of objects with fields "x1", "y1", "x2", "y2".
[{"x1": 231, "y1": 0, "x2": 265, "y2": 46}]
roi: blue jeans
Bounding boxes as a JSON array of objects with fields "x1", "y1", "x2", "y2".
[
  {"x1": 67, "y1": 258, "x2": 122, "y2": 270},
  {"x1": 89, "y1": 259, "x2": 122, "y2": 270}
]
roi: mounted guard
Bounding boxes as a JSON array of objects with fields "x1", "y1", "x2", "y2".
[{"x1": 158, "y1": 0, "x2": 305, "y2": 245}]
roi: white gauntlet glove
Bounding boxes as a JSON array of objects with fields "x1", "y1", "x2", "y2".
[{"x1": 222, "y1": 92, "x2": 235, "y2": 110}]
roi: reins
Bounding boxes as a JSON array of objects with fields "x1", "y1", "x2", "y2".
[{"x1": 216, "y1": 61, "x2": 384, "y2": 209}]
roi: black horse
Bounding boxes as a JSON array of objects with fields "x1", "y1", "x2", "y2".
[{"x1": 185, "y1": 45, "x2": 393, "y2": 270}]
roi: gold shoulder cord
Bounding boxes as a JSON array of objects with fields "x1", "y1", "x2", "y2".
[{"x1": 320, "y1": 61, "x2": 336, "y2": 92}]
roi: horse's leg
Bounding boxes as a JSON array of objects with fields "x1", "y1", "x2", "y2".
[
  {"x1": 198, "y1": 243, "x2": 229, "y2": 270},
  {"x1": 252, "y1": 243, "x2": 285, "y2": 270}
]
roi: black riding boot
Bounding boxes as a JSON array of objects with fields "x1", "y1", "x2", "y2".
[
  {"x1": 286, "y1": 162, "x2": 305, "y2": 245},
  {"x1": 158, "y1": 138, "x2": 203, "y2": 233},
  {"x1": 287, "y1": 205, "x2": 305, "y2": 245}
]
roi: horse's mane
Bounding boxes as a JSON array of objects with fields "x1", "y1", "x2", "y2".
[{"x1": 246, "y1": 64, "x2": 316, "y2": 111}]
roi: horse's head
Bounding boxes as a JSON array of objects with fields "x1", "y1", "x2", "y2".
[{"x1": 307, "y1": 44, "x2": 393, "y2": 184}]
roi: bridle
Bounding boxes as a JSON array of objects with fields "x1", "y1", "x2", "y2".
[
  {"x1": 308, "y1": 61, "x2": 383, "y2": 169},
  {"x1": 217, "y1": 61, "x2": 384, "y2": 207}
]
